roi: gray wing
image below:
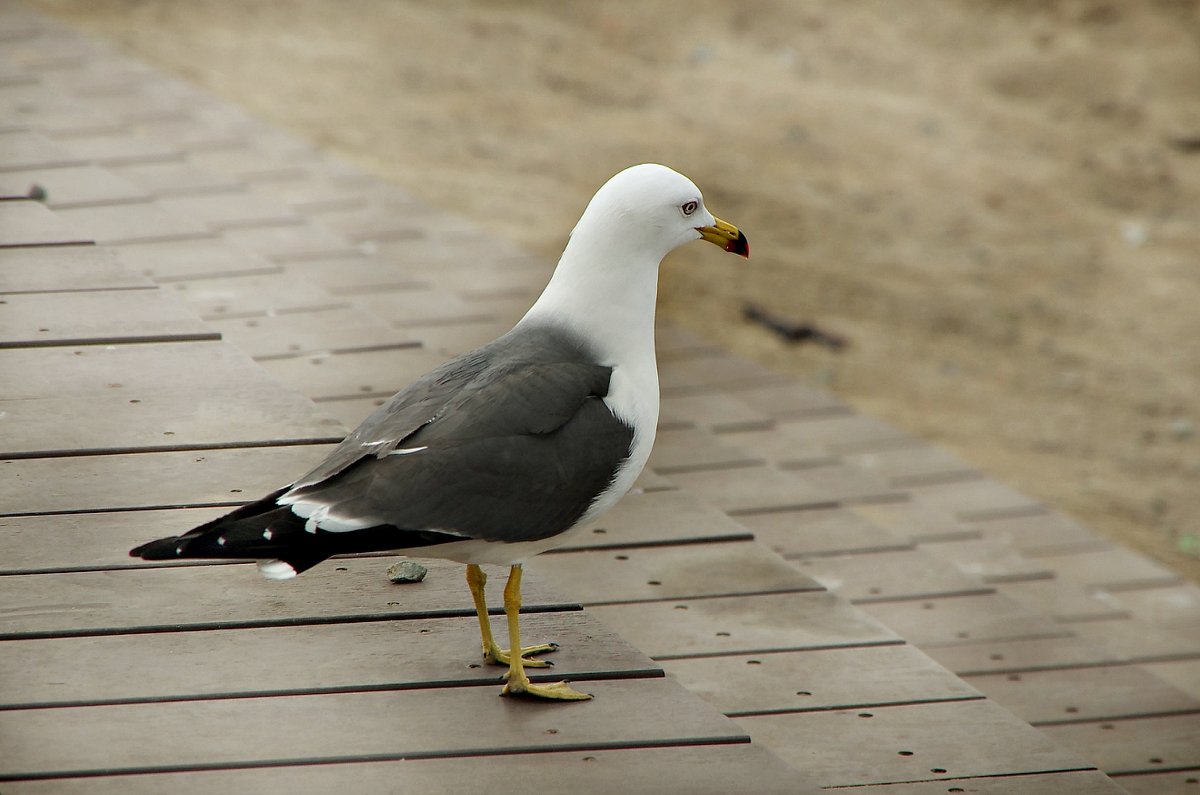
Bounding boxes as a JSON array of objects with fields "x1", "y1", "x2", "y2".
[{"x1": 283, "y1": 334, "x2": 636, "y2": 543}]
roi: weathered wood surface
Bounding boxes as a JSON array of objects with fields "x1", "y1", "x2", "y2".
[
  {"x1": 538, "y1": 540, "x2": 822, "y2": 605},
  {"x1": 7, "y1": 7, "x2": 1191, "y2": 790},
  {"x1": 1, "y1": 444, "x2": 334, "y2": 516},
  {"x1": 2, "y1": 745, "x2": 811, "y2": 795},
  {"x1": 0, "y1": 678, "x2": 745, "y2": 781},
  {"x1": 738, "y1": 699, "x2": 1098, "y2": 787},
  {"x1": 590, "y1": 592, "x2": 900, "y2": 659},
  {"x1": 0, "y1": 199, "x2": 92, "y2": 246},
  {"x1": 0, "y1": 245, "x2": 151, "y2": 293},
  {"x1": 0, "y1": 288, "x2": 217, "y2": 348},
  {"x1": 664, "y1": 643, "x2": 981, "y2": 716},
  {"x1": 0, "y1": 610, "x2": 658, "y2": 709},
  {"x1": 0, "y1": 557, "x2": 575, "y2": 639}
]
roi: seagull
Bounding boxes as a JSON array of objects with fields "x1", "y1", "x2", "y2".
[{"x1": 131, "y1": 163, "x2": 749, "y2": 700}]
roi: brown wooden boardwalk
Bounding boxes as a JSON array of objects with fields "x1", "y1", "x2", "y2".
[{"x1": 1, "y1": 3, "x2": 1197, "y2": 792}]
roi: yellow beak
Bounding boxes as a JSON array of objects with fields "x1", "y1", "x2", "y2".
[{"x1": 696, "y1": 216, "x2": 749, "y2": 257}]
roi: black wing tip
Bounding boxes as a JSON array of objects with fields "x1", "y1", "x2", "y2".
[{"x1": 129, "y1": 536, "x2": 183, "y2": 560}]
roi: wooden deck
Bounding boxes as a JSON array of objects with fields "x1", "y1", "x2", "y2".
[{"x1": 2, "y1": 3, "x2": 1198, "y2": 792}]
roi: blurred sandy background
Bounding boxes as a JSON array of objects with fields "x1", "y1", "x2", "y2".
[{"x1": 35, "y1": 0, "x2": 1200, "y2": 580}]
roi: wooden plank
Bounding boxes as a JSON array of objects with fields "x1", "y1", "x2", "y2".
[
  {"x1": 0, "y1": 611, "x2": 657, "y2": 708},
  {"x1": 50, "y1": 129, "x2": 178, "y2": 164},
  {"x1": 776, "y1": 462, "x2": 906, "y2": 505},
  {"x1": 966, "y1": 665, "x2": 1200, "y2": 724},
  {"x1": 998, "y1": 578, "x2": 1130, "y2": 622},
  {"x1": 1068, "y1": 618, "x2": 1200, "y2": 662},
  {"x1": 739, "y1": 506, "x2": 910, "y2": 558},
  {"x1": 0, "y1": 444, "x2": 334, "y2": 516},
  {"x1": 0, "y1": 164, "x2": 149, "y2": 207},
  {"x1": 779, "y1": 412, "x2": 917, "y2": 453},
  {"x1": 0, "y1": 245, "x2": 151, "y2": 293},
  {"x1": 1143, "y1": 660, "x2": 1200, "y2": 700},
  {"x1": 1032, "y1": 547, "x2": 1182, "y2": 590},
  {"x1": 707, "y1": 423, "x2": 830, "y2": 469},
  {"x1": 397, "y1": 317, "x2": 512, "y2": 358},
  {"x1": 355, "y1": 285, "x2": 495, "y2": 327},
  {"x1": 0, "y1": 340, "x2": 342, "y2": 455},
  {"x1": 920, "y1": 537, "x2": 1055, "y2": 583},
  {"x1": 1, "y1": 339, "x2": 316, "y2": 400},
  {"x1": 924, "y1": 636, "x2": 1120, "y2": 677},
  {"x1": 186, "y1": 146, "x2": 310, "y2": 182},
  {"x1": 564, "y1": 488, "x2": 751, "y2": 551},
  {"x1": 259, "y1": 346, "x2": 451, "y2": 401},
  {"x1": 204, "y1": 307, "x2": 413, "y2": 359},
  {"x1": 221, "y1": 222, "x2": 360, "y2": 261},
  {"x1": 796, "y1": 548, "x2": 990, "y2": 603},
  {"x1": 0, "y1": 129, "x2": 84, "y2": 171},
  {"x1": 1, "y1": 744, "x2": 813, "y2": 795},
  {"x1": 838, "y1": 770, "x2": 1125, "y2": 794},
  {"x1": 0, "y1": 384, "x2": 341, "y2": 457},
  {"x1": 588, "y1": 592, "x2": 899, "y2": 659},
  {"x1": 170, "y1": 271, "x2": 344, "y2": 318},
  {"x1": 1038, "y1": 713, "x2": 1200, "y2": 774},
  {"x1": 0, "y1": 557, "x2": 574, "y2": 639},
  {"x1": 109, "y1": 160, "x2": 244, "y2": 196},
  {"x1": 0, "y1": 289, "x2": 217, "y2": 348},
  {"x1": 54, "y1": 201, "x2": 211, "y2": 245},
  {"x1": 664, "y1": 644, "x2": 980, "y2": 716},
  {"x1": 728, "y1": 380, "x2": 846, "y2": 419},
  {"x1": 661, "y1": 391, "x2": 772, "y2": 431},
  {"x1": 1118, "y1": 770, "x2": 1200, "y2": 795},
  {"x1": 0, "y1": 677, "x2": 745, "y2": 781},
  {"x1": 159, "y1": 191, "x2": 300, "y2": 231},
  {"x1": 0, "y1": 507, "x2": 228, "y2": 573},
  {"x1": 0, "y1": 200, "x2": 92, "y2": 246},
  {"x1": 272, "y1": 254, "x2": 426, "y2": 293},
  {"x1": 538, "y1": 541, "x2": 822, "y2": 606},
  {"x1": 843, "y1": 444, "x2": 978, "y2": 487},
  {"x1": 658, "y1": 351, "x2": 790, "y2": 396},
  {"x1": 647, "y1": 425, "x2": 762, "y2": 474},
  {"x1": 851, "y1": 499, "x2": 968, "y2": 543},
  {"x1": 908, "y1": 479, "x2": 1044, "y2": 522},
  {"x1": 111, "y1": 238, "x2": 278, "y2": 281},
  {"x1": 860, "y1": 592, "x2": 1066, "y2": 646},
  {"x1": 974, "y1": 512, "x2": 1108, "y2": 555},
  {"x1": 667, "y1": 463, "x2": 829, "y2": 515},
  {"x1": 736, "y1": 699, "x2": 1095, "y2": 787}
]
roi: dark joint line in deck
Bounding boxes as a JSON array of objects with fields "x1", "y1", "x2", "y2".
[
  {"x1": 0, "y1": 735, "x2": 751, "y2": 783},
  {"x1": 543, "y1": 532, "x2": 756, "y2": 555},
  {"x1": 0, "y1": 603, "x2": 583, "y2": 643},
  {"x1": 955, "y1": 649, "x2": 1200, "y2": 678},
  {"x1": 0, "y1": 331, "x2": 222, "y2": 350},
  {"x1": 818, "y1": 766, "x2": 1102, "y2": 790},
  {"x1": 653, "y1": 638, "x2": 907, "y2": 662},
  {"x1": 726, "y1": 491, "x2": 909, "y2": 518},
  {"x1": 0, "y1": 667, "x2": 666, "y2": 713},
  {"x1": 726, "y1": 694, "x2": 986, "y2": 719},
  {"x1": 1029, "y1": 706, "x2": 1200, "y2": 728},
  {"x1": 579, "y1": 585, "x2": 827, "y2": 609},
  {"x1": 254, "y1": 340, "x2": 424, "y2": 362},
  {"x1": 848, "y1": 587, "x2": 997, "y2": 605},
  {"x1": 0, "y1": 437, "x2": 342, "y2": 461}
]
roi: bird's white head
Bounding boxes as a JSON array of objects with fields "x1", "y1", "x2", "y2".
[{"x1": 569, "y1": 163, "x2": 749, "y2": 263}]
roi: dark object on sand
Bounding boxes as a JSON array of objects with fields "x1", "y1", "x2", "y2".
[{"x1": 743, "y1": 304, "x2": 848, "y2": 351}]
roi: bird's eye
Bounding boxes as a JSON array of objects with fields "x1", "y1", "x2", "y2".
[{"x1": 681, "y1": 200, "x2": 699, "y2": 216}]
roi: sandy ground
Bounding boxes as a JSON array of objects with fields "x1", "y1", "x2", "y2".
[{"x1": 36, "y1": 0, "x2": 1200, "y2": 582}]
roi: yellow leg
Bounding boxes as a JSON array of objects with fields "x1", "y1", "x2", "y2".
[
  {"x1": 500, "y1": 564, "x2": 592, "y2": 701},
  {"x1": 465, "y1": 563, "x2": 557, "y2": 668}
]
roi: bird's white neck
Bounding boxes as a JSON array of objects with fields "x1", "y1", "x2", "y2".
[{"x1": 516, "y1": 230, "x2": 663, "y2": 369}]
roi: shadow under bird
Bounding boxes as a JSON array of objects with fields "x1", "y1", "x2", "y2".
[{"x1": 131, "y1": 163, "x2": 749, "y2": 700}]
